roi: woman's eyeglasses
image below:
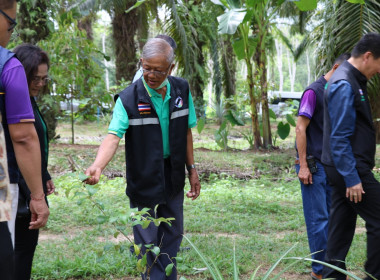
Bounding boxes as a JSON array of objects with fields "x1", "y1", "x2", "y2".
[
  {"x1": 0, "y1": 9, "x2": 17, "y2": 32},
  {"x1": 31, "y1": 76, "x2": 50, "y2": 85}
]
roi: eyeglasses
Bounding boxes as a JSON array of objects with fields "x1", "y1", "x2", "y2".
[
  {"x1": 31, "y1": 76, "x2": 50, "y2": 85},
  {"x1": 142, "y1": 65, "x2": 172, "y2": 78},
  {"x1": 0, "y1": 9, "x2": 17, "y2": 32}
]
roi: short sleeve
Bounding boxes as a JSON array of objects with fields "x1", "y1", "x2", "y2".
[
  {"x1": 298, "y1": 89, "x2": 316, "y2": 119},
  {"x1": 108, "y1": 98, "x2": 129, "y2": 138},
  {"x1": 188, "y1": 91, "x2": 197, "y2": 128},
  {"x1": 1, "y1": 58, "x2": 34, "y2": 124}
]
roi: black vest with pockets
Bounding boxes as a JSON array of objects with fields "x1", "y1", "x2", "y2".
[
  {"x1": 322, "y1": 60, "x2": 375, "y2": 172},
  {"x1": 0, "y1": 46, "x2": 20, "y2": 183},
  {"x1": 115, "y1": 76, "x2": 189, "y2": 206},
  {"x1": 296, "y1": 76, "x2": 326, "y2": 161}
]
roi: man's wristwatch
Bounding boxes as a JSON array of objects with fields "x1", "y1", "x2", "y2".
[{"x1": 186, "y1": 164, "x2": 196, "y2": 172}]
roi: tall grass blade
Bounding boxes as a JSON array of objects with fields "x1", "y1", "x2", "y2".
[
  {"x1": 286, "y1": 257, "x2": 363, "y2": 280},
  {"x1": 182, "y1": 235, "x2": 223, "y2": 280},
  {"x1": 233, "y1": 243, "x2": 239, "y2": 280},
  {"x1": 271, "y1": 254, "x2": 310, "y2": 280},
  {"x1": 261, "y1": 243, "x2": 298, "y2": 279},
  {"x1": 249, "y1": 265, "x2": 261, "y2": 280}
]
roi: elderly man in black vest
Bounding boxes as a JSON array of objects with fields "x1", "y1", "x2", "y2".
[
  {"x1": 86, "y1": 38, "x2": 201, "y2": 279},
  {"x1": 295, "y1": 53, "x2": 350, "y2": 280},
  {"x1": 321, "y1": 33, "x2": 380, "y2": 280}
]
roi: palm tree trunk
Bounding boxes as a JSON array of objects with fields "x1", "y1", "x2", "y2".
[
  {"x1": 78, "y1": 15, "x2": 95, "y2": 40},
  {"x1": 247, "y1": 58, "x2": 262, "y2": 149},
  {"x1": 221, "y1": 38, "x2": 237, "y2": 107},
  {"x1": 112, "y1": 0, "x2": 138, "y2": 82}
]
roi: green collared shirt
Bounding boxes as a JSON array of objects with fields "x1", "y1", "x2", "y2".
[{"x1": 108, "y1": 77, "x2": 197, "y2": 158}]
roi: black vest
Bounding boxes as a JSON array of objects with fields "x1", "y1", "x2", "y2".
[
  {"x1": 115, "y1": 76, "x2": 189, "y2": 206},
  {"x1": 296, "y1": 76, "x2": 326, "y2": 161},
  {"x1": 321, "y1": 60, "x2": 375, "y2": 171},
  {"x1": 0, "y1": 46, "x2": 20, "y2": 183}
]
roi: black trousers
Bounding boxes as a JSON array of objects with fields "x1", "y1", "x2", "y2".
[
  {"x1": 14, "y1": 214, "x2": 39, "y2": 280},
  {"x1": 0, "y1": 221, "x2": 14, "y2": 280},
  {"x1": 130, "y1": 157, "x2": 184, "y2": 280},
  {"x1": 323, "y1": 166, "x2": 380, "y2": 280}
]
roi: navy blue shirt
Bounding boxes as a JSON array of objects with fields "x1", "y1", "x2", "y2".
[{"x1": 328, "y1": 80, "x2": 361, "y2": 187}]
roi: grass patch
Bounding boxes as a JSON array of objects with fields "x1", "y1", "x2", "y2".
[{"x1": 30, "y1": 121, "x2": 371, "y2": 279}]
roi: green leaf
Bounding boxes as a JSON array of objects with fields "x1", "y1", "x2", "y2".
[
  {"x1": 286, "y1": 114, "x2": 296, "y2": 127},
  {"x1": 197, "y1": 117, "x2": 206, "y2": 134},
  {"x1": 154, "y1": 204, "x2": 159, "y2": 215},
  {"x1": 291, "y1": 0, "x2": 317, "y2": 11},
  {"x1": 136, "y1": 259, "x2": 144, "y2": 273},
  {"x1": 134, "y1": 244, "x2": 140, "y2": 256},
  {"x1": 114, "y1": 231, "x2": 120, "y2": 238},
  {"x1": 277, "y1": 122, "x2": 290, "y2": 140},
  {"x1": 269, "y1": 109, "x2": 277, "y2": 120},
  {"x1": 165, "y1": 263, "x2": 174, "y2": 277},
  {"x1": 85, "y1": 185, "x2": 98, "y2": 196},
  {"x1": 345, "y1": 0, "x2": 365, "y2": 3},
  {"x1": 141, "y1": 254, "x2": 147, "y2": 267},
  {"x1": 217, "y1": 8, "x2": 247, "y2": 35},
  {"x1": 125, "y1": 0, "x2": 149, "y2": 14},
  {"x1": 96, "y1": 215, "x2": 109, "y2": 224},
  {"x1": 210, "y1": 0, "x2": 228, "y2": 7},
  {"x1": 78, "y1": 172, "x2": 89, "y2": 182},
  {"x1": 151, "y1": 246, "x2": 160, "y2": 256},
  {"x1": 225, "y1": 110, "x2": 245, "y2": 126},
  {"x1": 142, "y1": 220, "x2": 151, "y2": 229},
  {"x1": 232, "y1": 37, "x2": 257, "y2": 60},
  {"x1": 175, "y1": 257, "x2": 183, "y2": 263},
  {"x1": 227, "y1": 0, "x2": 242, "y2": 8}
]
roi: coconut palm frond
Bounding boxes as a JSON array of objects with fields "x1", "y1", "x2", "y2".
[{"x1": 313, "y1": 0, "x2": 380, "y2": 76}]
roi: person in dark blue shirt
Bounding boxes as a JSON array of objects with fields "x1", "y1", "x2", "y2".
[{"x1": 321, "y1": 33, "x2": 380, "y2": 280}]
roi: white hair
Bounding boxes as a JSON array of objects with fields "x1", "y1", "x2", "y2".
[{"x1": 142, "y1": 38, "x2": 174, "y2": 65}]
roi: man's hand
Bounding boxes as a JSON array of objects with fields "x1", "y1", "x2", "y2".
[
  {"x1": 85, "y1": 165, "x2": 102, "y2": 185},
  {"x1": 186, "y1": 169, "x2": 201, "y2": 200},
  {"x1": 29, "y1": 198, "x2": 49, "y2": 229},
  {"x1": 298, "y1": 165, "x2": 313, "y2": 185},
  {"x1": 346, "y1": 182, "x2": 365, "y2": 203},
  {"x1": 46, "y1": 180, "x2": 56, "y2": 195}
]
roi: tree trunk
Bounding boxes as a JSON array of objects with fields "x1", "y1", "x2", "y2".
[
  {"x1": 71, "y1": 88, "x2": 74, "y2": 145},
  {"x1": 275, "y1": 40, "x2": 283, "y2": 93},
  {"x1": 189, "y1": 40, "x2": 206, "y2": 118},
  {"x1": 246, "y1": 58, "x2": 262, "y2": 149},
  {"x1": 112, "y1": 0, "x2": 138, "y2": 83},
  {"x1": 221, "y1": 38, "x2": 237, "y2": 109},
  {"x1": 260, "y1": 59, "x2": 272, "y2": 148},
  {"x1": 286, "y1": 48, "x2": 297, "y2": 92},
  {"x1": 78, "y1": 15, "x2": 94, "y2": 40},
  {"x1": 256, "y1": 32, "x2": 272, "y2": 149}
]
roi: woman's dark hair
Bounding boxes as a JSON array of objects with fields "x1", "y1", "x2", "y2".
[
  {"x1": 13, "y1": 43, "x2": 49, "y2": 86},
  {"x1": 0, "y1": 0, "x2": 17, "y2": 10}
]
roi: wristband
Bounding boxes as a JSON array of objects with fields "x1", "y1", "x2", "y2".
[
  {"x1": 186, "y1": 164, "x2": 196, "y2": 172},
  {"x1": 31, "y1": 193, "x2": 45, "y2": 201}
]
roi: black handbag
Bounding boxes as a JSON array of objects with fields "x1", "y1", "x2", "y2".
[{"x1": 17, "y1": 178, "x2": 31, "y2": 218}]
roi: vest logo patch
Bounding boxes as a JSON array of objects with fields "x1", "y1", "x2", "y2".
[
  {"x1": 138, "y1": 103, "x2": 151, "y2": 114},
  {"x1": 175, "y1": 96, "x2": 183, "y2": 108},
  {"x1": 359, "y1": 89, "x2": 365, "y2": 101}
]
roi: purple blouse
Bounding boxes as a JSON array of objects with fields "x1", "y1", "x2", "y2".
[
  {"x1": 298, "y1": 89, "x2": 316, "y2": 119},
  {"x1": 1, "y1": 57, "x2": 34, "y2": 124}
]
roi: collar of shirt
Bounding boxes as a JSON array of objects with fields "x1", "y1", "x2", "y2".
[{"x1": 142, "y1": 76, "x2": 171, "y2": 102}]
